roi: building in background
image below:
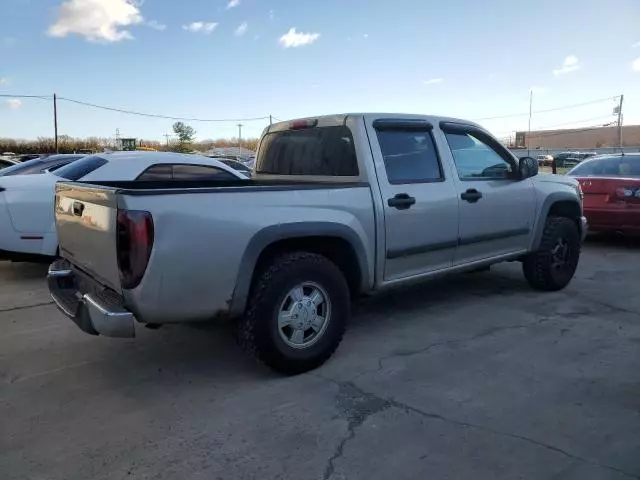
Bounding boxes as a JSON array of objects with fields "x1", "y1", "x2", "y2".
[{"x1": 515, "y1": 125, "x2": 640, "y2": 149}]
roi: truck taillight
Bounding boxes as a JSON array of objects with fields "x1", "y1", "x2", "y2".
[{"x1": 117, "y1": 210, "x2": 154, "y2": 289}]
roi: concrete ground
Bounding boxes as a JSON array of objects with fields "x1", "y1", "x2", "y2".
[{"x1": 1, "y1": 237, "x2": 639, "y2": 480}]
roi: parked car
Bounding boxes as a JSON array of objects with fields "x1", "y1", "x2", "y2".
[
  {"x1": 567, "y1": 153, "x2": 640, "y2": 236},
  {"x1": 47, "y1": 113, "x2": 587, "y2": 374},
  {"x1": 0, "y1": 154, "x2": 85, "y2": 177},
  {"x1": 0, "y1": 151, "x2": 247, "y2": 261},
  {"x1": 0, "y1": 157, "x2": 19, "y2": 170}
]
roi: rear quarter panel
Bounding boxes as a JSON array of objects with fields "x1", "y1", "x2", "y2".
[{"x1": 119, "y1": 186, "x2": 376, "y2": 323}]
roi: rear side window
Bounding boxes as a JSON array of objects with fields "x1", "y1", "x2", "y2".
[
  {"x1": 569, "y1": 156, "x2": 640, "y2": 177},
  {"x1": 136, "y1": 164, "x2": 237, "y2": 181},
  {"x1": 136, "y1": 164, "x2": 173, "y2": 181},
  {"x1": 256, "y1": 126, "x2": 359, "y2": 176},
  {"x1": 376, "y1": 129, "x2": 443, "y2": 183},
  {"x1": 172, "y1": 164, "x2": 236, "y2": 180},
  {"x1": 55, "y1": 155, "x2": 108, "y2": 181}
]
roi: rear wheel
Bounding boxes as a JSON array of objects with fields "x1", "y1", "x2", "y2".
[
  {"x1": 236, "y1": 252, "x2": 350, "y2": 375},
  {"x1": 523, "y1": 216, "x2": 580, "y2": 291}
]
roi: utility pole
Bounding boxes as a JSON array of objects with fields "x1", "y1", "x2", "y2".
[
  {"x1": 163, "y1": 133, "x2": 171, "y2": 148},
  {"x1": 53, "y1": 93, "x2": 59, "y2": 153},
  {"x1": 269, "y1": 114, "x2": 273, "y2": 125},
  {"x1": 527, "y1": 89, "x2": 533, "y2": 157},
  {"x1": 115, "y1": 128, "x2": 120, "y2": 150},
  {"x1": 237, "y1": 123, "x2": 243, "y2": 156},
  {"x1": 616, "y1": 94, "x2": 624, "y2": 151}
]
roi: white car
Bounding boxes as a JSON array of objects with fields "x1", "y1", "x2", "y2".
[{"x1": 0, "y1": 151, "x2": 247, "y2": 261}]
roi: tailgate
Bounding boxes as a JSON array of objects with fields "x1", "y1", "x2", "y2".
[{"x1": 55, "y1": 182, "x2": 122, "y2": 292}]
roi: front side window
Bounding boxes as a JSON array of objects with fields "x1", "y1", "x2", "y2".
[
  {"x1": 256, "y1": 126, "x2": 359, "y2": 176},
  {"x1": 376, "y1": 129, "x2": 443, "y2": 184},
  {"x1": 444, "y1": 131, "x2": 514, "y2": 180}
]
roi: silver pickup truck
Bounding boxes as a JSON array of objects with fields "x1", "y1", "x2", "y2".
[{"x1": 48, "y1": 114, "x2": 587, "y2": 374}]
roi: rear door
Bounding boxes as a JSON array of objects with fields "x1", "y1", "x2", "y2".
[
  {"x1": 439, "y1": 123, "x2": 536, "y2": 265},
  {"x1": 365, "y1": 118, "x2": 459, "y2": 281},
  {"x1": 55, "y1": 183, "x2": 122, "y2": 292}
]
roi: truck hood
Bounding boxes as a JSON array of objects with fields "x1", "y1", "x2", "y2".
[{"x1": 532, "y1": 173, "x2": 579, "y2": 189}]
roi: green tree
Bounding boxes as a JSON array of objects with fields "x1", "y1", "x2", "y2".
[{"x1": 172, "y1": 121, "x2": 196, "y2": 152}]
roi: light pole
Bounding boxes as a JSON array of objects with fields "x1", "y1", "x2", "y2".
[{"x1": 527, "y1": 90, "x2": 533, "y2": 157}]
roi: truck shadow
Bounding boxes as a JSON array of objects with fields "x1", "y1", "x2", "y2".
[
  {"x1": 94, "y1": 266, "x2": 533, "y2": 384},
  {"x1": 0, "y1": 261, "x2": 49, "y2": 281},
  {"x1": 584, "y1": 233, "x2": 640, "y2": 251}
]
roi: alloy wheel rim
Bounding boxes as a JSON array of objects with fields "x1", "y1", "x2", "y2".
[{"x1": 277, "y1": 282, "x2": 331, "y2": 349}]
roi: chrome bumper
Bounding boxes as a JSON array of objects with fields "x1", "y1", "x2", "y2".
[
  {"x1": 47, "y1": 259, "x2": 135, "y2": 338},
  {"x1": 580, "y1": 216, "x2": 588, "y2": 243}
]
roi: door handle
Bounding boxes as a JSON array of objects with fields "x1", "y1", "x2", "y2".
[
  {"x1": 387, "y1": 193, "x2": 416, "y2": 210},
  {"x1": 72, "y1": 201, "x2": 85, "y2": 217},
  {"x1": 461, "y1": 189, "x2": 483, "y2": 203}
]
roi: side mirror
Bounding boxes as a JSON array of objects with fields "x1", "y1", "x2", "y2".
[{"x1": 518, "y1": 157, "x2": 538, "y2": 179}]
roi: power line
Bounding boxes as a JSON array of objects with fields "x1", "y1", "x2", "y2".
[
  {"x1": 474, "y1": 96, "x2": 618, "y2": 121},
  {"x1": 0, "y1": 93, "x2": 51, "y2": 100},
  {"x1": 534, "y1": 115, "x2": 616, "y2": 131},
  {"x1": 56, "y1": 96, "x2": 271, "y2": 123}
]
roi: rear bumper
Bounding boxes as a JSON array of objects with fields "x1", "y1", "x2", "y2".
[
  {"x1": 47, "y1": 259, "x2": 135, "y2": 338},
  {"x1": 583, "y1": 208, "x2": 640, "y2": 235}
]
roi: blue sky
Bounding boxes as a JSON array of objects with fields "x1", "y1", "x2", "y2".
[{"x1": 1, "y1": 0, "x2": 639, "y2": 142}]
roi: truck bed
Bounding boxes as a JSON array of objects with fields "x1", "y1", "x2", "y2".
[
  {"x1": 54, "y1": 179, "x2": 377, "y2": 324},
  {"x1": 81, "y1": 179, "x2": 368, "y2": 195}
]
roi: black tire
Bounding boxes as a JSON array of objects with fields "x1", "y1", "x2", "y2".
[
  {"x1": 236, "y1": 252, "x2": 350, "y2": 375},
  {"x1": 523, "y1": 216, "x2": 581, "y2": 291}
]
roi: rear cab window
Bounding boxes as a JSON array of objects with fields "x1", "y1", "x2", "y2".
[{"x1": 255, "y1": 125, "x2": 359, "y2": 176}]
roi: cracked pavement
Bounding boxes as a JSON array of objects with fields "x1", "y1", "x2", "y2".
[{"x1": 1, "y1": 236, "x2": 640, "y2": 479}]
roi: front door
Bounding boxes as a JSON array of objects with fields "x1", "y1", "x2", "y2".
[
  {"x1": 366, "y1": 118, "x2": 459, "y2": 282},
  {"x1": 438, "y1": 124, "x2": 536, "y2": 265}
]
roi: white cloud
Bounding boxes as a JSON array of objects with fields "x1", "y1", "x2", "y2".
[
  {"x1": 227, "y1": 0, "x2": 240, "y2": 8},
  {"x1": 363, "y1": 33, "x2": 369, "y2": 39},
  {"x1": 423, "y1": 78, "x2": 443, "y2": 85},
  {"x1": 530, "y1": 85, "x2": 548, "y2": 94},
  {"x1": 146, "y1": 20, "x2": 166, "y2": 31},
  {"x1": 0, "y1": 77, "x2": 8, "y2": 86},
  {"x1": 235, "y1": 22, "x2": 248, "y2": 36},
  {"x1": 552, "y1": 55, "x2": 581, "y2": 76},
  {"x1": 183, "y1": 22, "x2": 218, "y2": 34},
  {"x1": 48, "y1": 0, "x2": 143, "y2": 43},
  {"x1": 632, "y1": 41, "x2": 640, "y2": 48},
  {"x1": 268, "y1": 10, "x2": 275, "y2": 20},
  {"x1": 6, "y1": 99, "x2": 22, "y2": 110},
  {"x1": 279, "y1": 28, "x2": 320, "y2": 48},
  {"x1": 632, "y1": 58, "x2": 640, "y2": 72}
]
